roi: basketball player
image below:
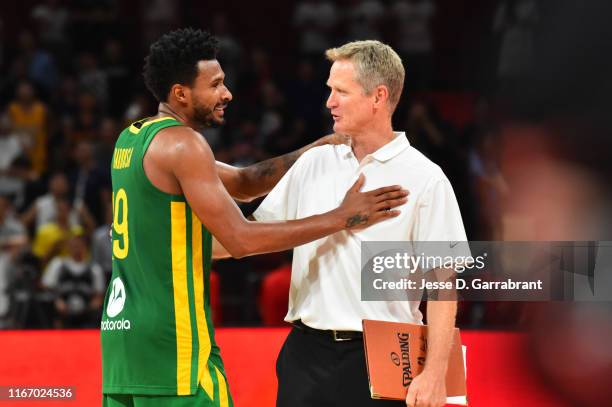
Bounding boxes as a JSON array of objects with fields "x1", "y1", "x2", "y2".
[{"x1": 100, "y1": 28, "x2": 408, "y2": 407}]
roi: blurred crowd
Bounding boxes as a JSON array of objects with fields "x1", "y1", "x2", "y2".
[{"x1": 0, "y1": 0, "x2": 585, "y2": 330}]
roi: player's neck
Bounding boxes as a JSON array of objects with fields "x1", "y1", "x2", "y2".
[
  {"x1": 157, "y1": 102, "x2": 190, "y2": 126},
  {"x1": 350, "y1": 121, "x2": 395, "y2": 162}
]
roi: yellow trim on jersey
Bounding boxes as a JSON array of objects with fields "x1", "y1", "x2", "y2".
[
  {"x1": 171, "y1": 202, "x2": 192, "y2": 395},
  {"x1": 129, "y1": 116, "x2": 175, "y2": 134},
  {"x1": 192, "y1": 216, "x2": 214, "y2": 399},
  {"x1": 215, "y1": 365, "x2": 230, "y2": 407}
]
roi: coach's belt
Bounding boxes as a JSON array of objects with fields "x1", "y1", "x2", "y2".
[{"x1": 291, "y1": 320, "x2": 363, "y2": 342}]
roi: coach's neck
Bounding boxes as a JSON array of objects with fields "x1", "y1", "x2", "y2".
[{"x1": 350, "y1": 118, "x2": 395, "y2": 162}]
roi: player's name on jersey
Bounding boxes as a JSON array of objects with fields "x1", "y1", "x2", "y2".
[{"x1": 113, "y1": 147, "x2": 134, "y2": 170}]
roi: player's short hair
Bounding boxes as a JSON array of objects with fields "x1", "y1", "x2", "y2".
[
  {"x1": 143, "y1": 28, "x2": 219, "y2": 102},
  {"x1": 326, "y1": 40, "x2": 405, "y2": 111}
]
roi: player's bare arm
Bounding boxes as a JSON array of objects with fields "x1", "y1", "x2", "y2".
[
  {"x1": 216, "y1": 133, "x2": 349, "y2": 202},
  {"x1": 146, "y1": 126, "x2": 407, "y2": 258}
]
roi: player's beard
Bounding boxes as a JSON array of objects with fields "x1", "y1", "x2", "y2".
[{"x1": 193, "y1": 98, "x2": 225, "y2": 129}]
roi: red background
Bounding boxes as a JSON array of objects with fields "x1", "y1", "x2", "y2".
[{"x1": 0, "y1": 328, "x2": 566, "y2": 406}]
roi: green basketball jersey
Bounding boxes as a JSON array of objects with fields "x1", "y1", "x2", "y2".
[{"x1": 101, "y1": 117, "x2": 228, "y2": 400}]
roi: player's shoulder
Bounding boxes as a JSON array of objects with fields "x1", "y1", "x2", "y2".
[
  {"x1": 154, "y1": 126, "x2": 210, "y2": 154},
  {"x1": 147, "y1": 126, "x2": 214, "y2": 172}
]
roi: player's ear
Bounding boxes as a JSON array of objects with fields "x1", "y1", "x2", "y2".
[{"x1": 170, "y1": 84, "x2": 189, "y2": 104}]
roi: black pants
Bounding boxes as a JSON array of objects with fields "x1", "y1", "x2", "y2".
[{"x1": 276, "y1": 327, "x2": 406, "y2": 407}]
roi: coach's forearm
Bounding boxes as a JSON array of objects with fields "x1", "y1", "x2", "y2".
[{"x1": 424, "y1": 300, "x2": 457, "y2": 375}]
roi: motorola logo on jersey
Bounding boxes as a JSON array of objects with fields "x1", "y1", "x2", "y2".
[
  {"x1": 106, "y1": 277, "x2": 126, "y2": 317},
  {"x1": 101, "y1": 277, "x2": 132, "y2": 331}
]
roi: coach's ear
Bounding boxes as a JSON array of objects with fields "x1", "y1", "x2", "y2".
[{"x1": 372, "y1": 85, "x2": 390, "y2": 110}]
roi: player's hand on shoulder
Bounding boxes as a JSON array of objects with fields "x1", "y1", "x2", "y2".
[{"x1": 315, "y1": 132, "x2": 352, "y2": 148}]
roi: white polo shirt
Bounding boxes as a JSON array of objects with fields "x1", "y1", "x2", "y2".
[{"x1": 253, "y1": 132, "x2": 468, "y2": 331}]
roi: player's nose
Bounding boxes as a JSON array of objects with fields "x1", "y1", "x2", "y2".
[{"x1": 224, "y1": 87, "x2": 233, "y2": 102}]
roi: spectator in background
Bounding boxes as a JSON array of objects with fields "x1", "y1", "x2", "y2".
[
  {"x1": 49, "y1": 116, "x2": 74, "y2": 173},
  {"x1": 69, "y1": 141, "x2": 111, "y2": 224},
  {"x1": 493, "y1": 0, "x2": 539, "y2": 89},
  {"x1": 94, "y1": 117, "x2": 118, "y2": 170},
  {"x1": 0, "y1": 195, "x2": 28, "y2": 328},
  {"x1": 16, "y1": 30, "x2": 59, "y2": 96},
  {"x1": 123, "y1": 92, "x2": 153, "y2": 124},
  {"x1": 0, "y1": 113, "x2": 34, "y2": 207},
  {"x1": 41, "y1": 233, "x2": 105, "y2": 328},
  {"x1": 0, "y1": 57, "x2": 27, "y2": 106},
  {"x1": 91, "y1": 203, "x2": 112, "y2": 281},
  {"x1": 293, "y1": 0, "x2": 339, "y2": 57},
  {"x1": 258, "y1": 81, "x2": 287, "y2": 147},
  {"x1": 285, "y1": 60, "x2": 326, "y2": 141},
  {"x1": 142, "y1": 0, "x2": 178, "y2": 50},
  {"x1": 30, "y1": 0, "x2": 70, "y2": 56},
  {"x1": 463, "y1": 97, "x2": 499, "y2": 238},
  {"x1": 31, "y1": 198, "x2": 88, "y2": 265},
  {"x1": 8, "y1": 81, "x2": 50, "y2": 177},
  {"x1": 102, "y1": 40, "x2": 131, "y2": 118},
  {"x1": 405, "y1": 99, "x2": 446, "y2": 162},
  {"x1": 230, "y1": 48, "x2": 273, "y2": 134},
  {"x1": 66, "y1": 92, "x2": 99, "y2": 147},
  {"x1": 0, "y1": 18, "x2": 4, "y2": 68},
  {"x1": 68, "y1": 0, "x2": 118, "y2": 53},
  {"x1": 405, "y1": 100, "x2": 472, "y2": 228},
  {"x1": 21, "y1": 172, "x2": 77, "y2": 231},
  {"x1": 345, "y1": 0, "x2": 386, "y2": 42},
  {"x1": 212, "y1": 13, "x2": 243, "y2": 92},
  {"x1": 391, "y1": 0, "x2": 436, "y2": 90},
  {"x1": 78, "y1": 53, "x2": 108, "y2": 111},
  {"x1": 468, "y1": 128, "x2": 509, "y2": 240},
  {"x1": 53, "y1": 76, "x2": 79, "y2": 119}
]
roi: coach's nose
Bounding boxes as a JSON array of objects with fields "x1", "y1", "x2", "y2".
[{"x1": 326, "y1": 90, "x2": 338, "y2": 110}]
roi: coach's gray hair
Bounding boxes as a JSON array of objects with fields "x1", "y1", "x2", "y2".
[{"x1": 326, "y1": 40, "x2": 405, "y2": 111}]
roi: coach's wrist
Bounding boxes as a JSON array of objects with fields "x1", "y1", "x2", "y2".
[{"x1": 422, "y1": 360, "x2": 448, "y2": 377}]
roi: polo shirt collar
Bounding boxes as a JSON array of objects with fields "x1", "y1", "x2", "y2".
[
  {"x1": 340, "y1": 131, "x2": 410, "y2": 162},
  {"x1": 371, "y1": 131, "x2": 410, "y2": 162}
]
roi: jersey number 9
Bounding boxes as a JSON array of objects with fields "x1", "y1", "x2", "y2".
[{"x1": 112, "y1": 188, "x2": 129, "y2": 259}]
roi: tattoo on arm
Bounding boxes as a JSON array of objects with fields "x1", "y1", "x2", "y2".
[
  {"x1": 252, "y1": 160, "x2": 276, "y2": 179},
  {"x1": 250, "y1": 149, "x2": 301, "y2": 181},
  {"x1": 345, "y1": 214, "x2": 368, "y2": 228},
  {"x1": 281, "y1": 150, "x2": 301, "y2": 171},
  {"x1": 239, "y1": 144, "x2": 313, "y2": 200}
]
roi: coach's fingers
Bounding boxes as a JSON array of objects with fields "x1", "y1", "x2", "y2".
[{"x1": 405, "y1": 386, "x2": 418, "y2": 407}]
